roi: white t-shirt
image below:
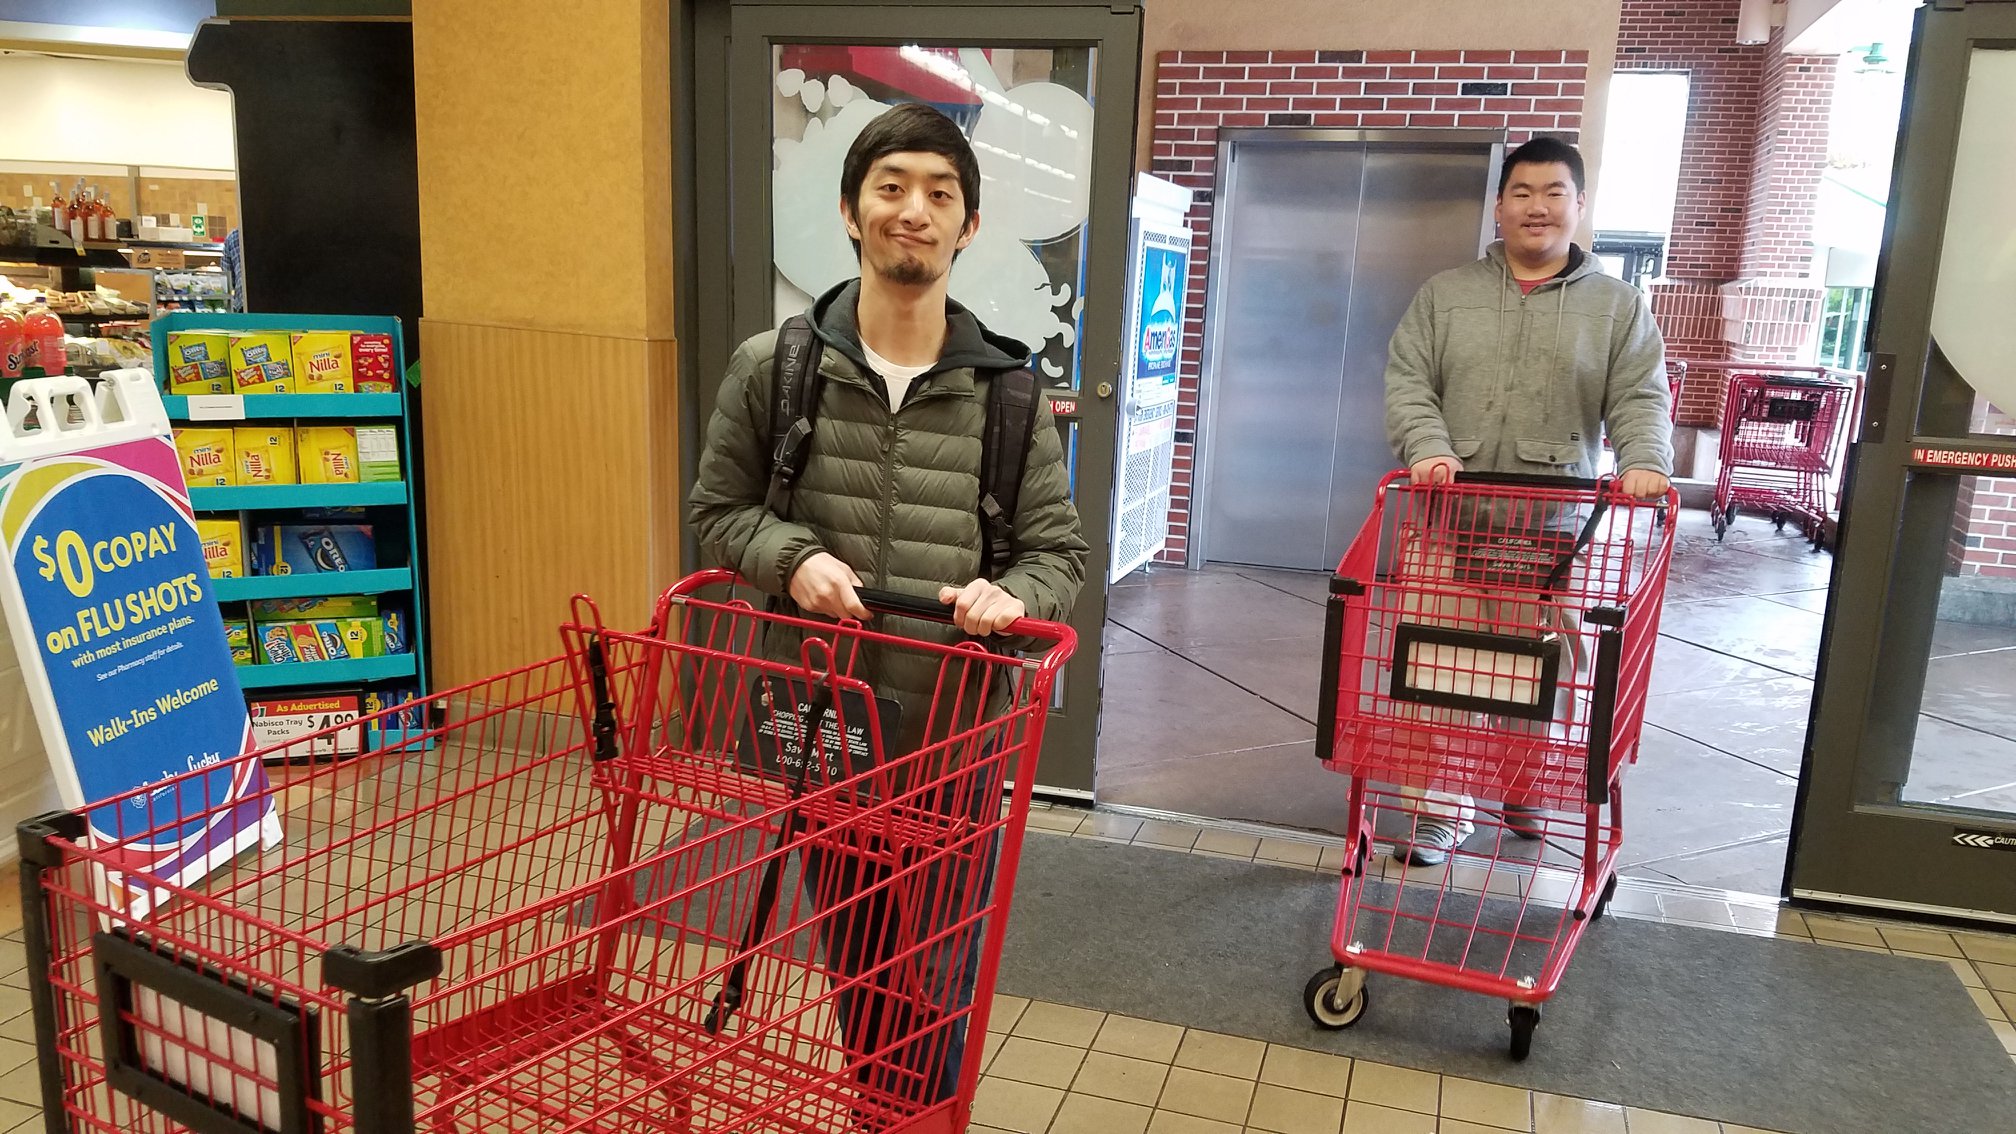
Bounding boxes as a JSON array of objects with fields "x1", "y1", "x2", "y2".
[{"x1": 862, "y1": 340, "x2": 933, "y2": 410}]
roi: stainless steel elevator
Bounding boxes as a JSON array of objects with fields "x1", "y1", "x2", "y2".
[{"x1": 1199, "y1": 130, "x2": 1501, "y2": 571}]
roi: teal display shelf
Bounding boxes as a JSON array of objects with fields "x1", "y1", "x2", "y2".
[
  {"x1": 155, "y1": 311, "x2": 429, "y2": 711},
  {"x1": 164, "y1": 393, "x2": 404, "y2": 420},
  {"x1": 236, "y1": 654, "x2": 417, "y2": 690},
  {"x1": 212, "y1": 569, "x2": 413, "y2": 603}
]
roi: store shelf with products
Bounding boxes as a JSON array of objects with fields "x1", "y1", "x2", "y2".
[{"x1": 157, "y1": 311, "x2": 427, "y2": 754}]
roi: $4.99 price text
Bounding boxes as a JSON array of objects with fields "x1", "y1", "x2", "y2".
[{"x1": 29, "y1": 523, "x2": 205, "y2": 656}]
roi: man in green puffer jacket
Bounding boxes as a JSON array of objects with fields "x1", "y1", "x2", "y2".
[
  {"x1": 688, "y1": 103, "x2": 1087, "y2": 1116},
  {"x1": 1383, "y1": 136, "x2": 1673, "y2": 868}
]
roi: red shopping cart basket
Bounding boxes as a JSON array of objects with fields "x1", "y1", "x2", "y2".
[
  {"x1": 1303, "y1": 472, "x2": 1675, "y2": 1060},
  {"x1": 19, "y1": 569, "x2": 1075, "y2": 1134}
]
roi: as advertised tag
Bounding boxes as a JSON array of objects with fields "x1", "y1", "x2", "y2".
[{"x1": 736, "y1": 672, "x2": 900, "y2": 795}]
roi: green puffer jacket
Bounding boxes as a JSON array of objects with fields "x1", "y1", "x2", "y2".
[{"x1": 688, "y1": 279, "x2": 1088, "y2": 757}]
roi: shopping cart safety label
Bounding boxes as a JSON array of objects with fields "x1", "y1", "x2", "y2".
[{"x1": 736, "y1": 672, "x2": 901, "y2": 794}]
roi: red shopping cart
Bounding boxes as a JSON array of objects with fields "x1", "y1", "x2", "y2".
[
  {"x1": 20, "y1": 569, "x2": 1075, "y2": 1134},
  {"x1": 1710, "y1": 369, "x2": 1859, "y2": 548},
  {"x1": 1302, "y1": 472, "x2": 1675, "y2": 1060}
]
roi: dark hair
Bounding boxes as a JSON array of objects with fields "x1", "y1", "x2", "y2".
[
  {"x1": 1497, "y1": 136, "x2": 1586, "y2": 196},
  {"x1": 839, "y1": 103, "x2": 982, "y2": 258}
]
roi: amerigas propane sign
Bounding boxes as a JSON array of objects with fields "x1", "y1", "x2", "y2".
[{"x1": 0, "y1": 373, "x2": 279, "y2": 917}]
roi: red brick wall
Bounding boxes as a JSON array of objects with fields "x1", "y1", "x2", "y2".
[
  {"x1": 1616, "y1": 0, "x2": 1764, "y2": 426},
  {"x1": 1959, "y1": 402, "x2": 2016, "y2": 577},
  {"x1": 1743, "y1": 37, "x2": 1837, "y2": 279},
  {"x1": 1149, "y1": 48, "x2": 1590, "y2": 565}
]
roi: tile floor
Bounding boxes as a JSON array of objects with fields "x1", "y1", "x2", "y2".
[
  {"x1": 2, "y1": 776, "x2": 2013, "y2": 1133},
  {"x1": 1101, "y1": 506, "x2": 2016, "y2": 897}
]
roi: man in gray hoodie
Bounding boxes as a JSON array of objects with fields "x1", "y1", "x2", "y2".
[{"x1": 1383, "y1": 136, "x2": 1673, "y2": 866}]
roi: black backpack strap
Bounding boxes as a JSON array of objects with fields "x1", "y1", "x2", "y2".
[
  {"x1": 763, "y1": 315, "x2": 824, "y2": 519},
  {"x1": 979, "y1": 369, "x2": 1040, "y2": 579}
]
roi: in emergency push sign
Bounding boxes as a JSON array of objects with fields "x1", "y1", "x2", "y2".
[{"x1": 0, "y1": 372, "x2": 280, "y2": 917}]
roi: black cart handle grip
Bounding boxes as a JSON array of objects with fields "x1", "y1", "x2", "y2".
[
  {"x1": 855, "y1": 587, "x2": 961, "y2": 623},
  {"x1": 1447, "y1": 470, "x2": 1603, "y2": 490}
]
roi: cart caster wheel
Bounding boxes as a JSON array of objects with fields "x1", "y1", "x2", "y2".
[
  {"x1": 1711, "y1": 509, "x2": 1728, "y2": 541},
  {"x1": 1771, "y1": 511, "x2": 1787, "y2": 532},
  {"x1": 1305, "y1": 966, "x2": 1369, "y2": 1030},
  {"x1": 1341, "y1": 838, "x2": 1371, "y2": 877},
  {"x1": 1508, "y1": 1003, "x2": 1542, "y2": 1061},
  {"x1": 1724, "y1": 503, "x2": 1737, "y2": 525},
  {"x1": 1590, "y1": 874, "x2": 1619, "y2": 922}
]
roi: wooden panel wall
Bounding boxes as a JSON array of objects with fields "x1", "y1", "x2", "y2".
[
  {"x1": 419, "y1": 320, "x2": 680, "y2": 683},
  {"x1": 0, "y1": 177, "x2": 238, "y2": 232}
]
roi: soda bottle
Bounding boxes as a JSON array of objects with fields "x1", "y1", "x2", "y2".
[
  {"x1": 23, "y1": 300, "x2": 66, "y2": 377},
  {"x1": 0, "y1": 305, "x2": 25, "y2": 379}
]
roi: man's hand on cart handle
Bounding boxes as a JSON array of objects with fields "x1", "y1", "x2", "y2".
[
  {"x1": 790, "y1": 551, "x2": 871, "y2": 621},
  {"x1": 939, "y1": 579, "x2": 1028, "y2": 636},
  {"x1": 1617, "y1": 468, "x2": 1670, "y2": 499},
  {"x1": 1410, "y1": 455, "x2": 1464, "y2": 485}
]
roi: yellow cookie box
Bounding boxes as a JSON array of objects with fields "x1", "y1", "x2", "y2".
[
  {"x1": 234, "y1": 426, "x2": 299, "y2": 485},
  {"x1": 297, "y1": 426, "x2": 360, "y2": 484},
  {"x1": 290, "y1": 332, "x2": 353, "y2": 393},
  {"x1": 229, "y1": 331, "x2": 294, "y2": 394},
  {"x1": 166, "y1": 330, "x2": 230, "y2": 394},
  {"x1": 196, "y1": 519, "x2": 243, "y2": 579},
  {"x1": 174, "y1": 428, "x2": 235, "y2": 487}
]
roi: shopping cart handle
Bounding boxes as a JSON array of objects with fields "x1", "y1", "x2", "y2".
[
  {"x1": 856, "y1": 587, "x2": 960, "y2": 622},
  {"x1": 1446, "y1": 470, "x2": 1603, "y2": 490}
]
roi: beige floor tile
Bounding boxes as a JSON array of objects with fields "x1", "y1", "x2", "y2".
[
  {"x1": 971, "y1": 1077, "x2": 1065, "y2": 1134},
  {"x1": 990, "y1": 994, "x2": 1030, "y2": 1034},
  {"x1": 1991, "y1": 1019, "x2": 2016, "y2": 1055},
  {"x1": 982, "y1": 1031, "x2": 1007, "y2": 1073},
  {"x1": 1136, "y1": 820, "x2": 1203, "y2": 850},
  {"x1": 1445, "y1": 1122, "x2": 1527, "y2": 1134},
  {"x1": 1095, "y1": 1014, "x2": 1186, "y2": 1063},
  {"x1": 0, "y1": 1059, "x2": 36, "y2": 1107},
  {"x1": 0, "y1": 1100, "x2": 34, "y2": 1132},
  {"x1": 1969, "y1": 986, "x2": 2009, "y2": 1021},
  {"x1": 1532, "y1": 1093, "x2": 1626, "y2": 1134},
  {"x1": 1050, "y1": 1091, "x2": 1154, "y2": 1134},
  {"x1": 1978, "y1": 961, "x2": 2016, "y2": 994},
  {"x1": 1438, "y1": 1076, "x2": 1532, "y2": 1130},
  {"x1": 1997, "y1": 989, "x2": 2016, "y2": 1020},
  {"x1": 1346, "y1": 1061, "x2": 1439, "y2": 1115},
  {"x1": 1810, "y1": 938, "x2": 1888, "y2": 955},
  {"x1": 1012, "y1": 1000, "x2": 1105, "y2": 1046},
  {"x1": 1654, "y1": 895, "x2": 1734, "y2": 927},
  {"x1": 988, "y1": 1036, "x2": 1087, "y2": 1089},
  {"x1": 1946, "y1": 956, "x2": 1987, "y2": 989},
  {"x1": 1955, "y1": 931, "x2": 2016, "y2": 967},
  {"x1": 1258, "y1": 838, "x2": 1324, "y2": 867},
  {"x1": 1317, "y1": 844, "x2": 1353, "y2": 872},
  {"x1": 1082, "y1": 813, "x2": 1145, "y2": 842},
  {"x1": 1025, "y1": 809, "x2": 1086, "y2": 835},
  {"x1": 1770, "y1": 910, "x2": 1808, "y2": 938},
  {"x1": 1341, "y1": 1100, "x2": 1437, "y2": 1134},
  {"x1": 1147, "y1": 1111, "x2": 1243, "y2": 1134},
  {"x1": 1174, "y1": 1029, "x2": 1268, "y2": 1079},
  {"x1": 1193, "y1": 830, "x2": 1261, "y2": 859},
  {"x1": 1075, "y1": 1051, "x2": 1172, "y2": 1107},
  {"x1": 1157, "y1": 1066, "x2": 1255, "y2": 1125},
  {"x1": 1719, "y1": 1126, "x2": 1791, "y2": 1134},
  {"x1": 1621, "y1": 1108, "x2": 1719, "y2": 1134},
  {"x1": 1258, "y1": 1044, "x2": 1353, "y2": 1098},
  {"x1": 1802, "y1": 916, "x2": 1886, "y2": 948},
  {"x1": 1876, "y1": 925, "x2": 1962, "y2": 957},
  {"x1": 1248, "y1": 1082, "x2": 1346, "y2": 1134},
  {"x1": 0, "y1": 1039, "x2": 32, "y2": 1078}
]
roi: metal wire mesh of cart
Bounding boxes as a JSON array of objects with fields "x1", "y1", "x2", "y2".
[
  {"x1": 1318, "y1": 473, "x2": 1676, "y2": 813},
  {"x1": 21, "y1": 572, "x2": 1075, "y2": 1134}
]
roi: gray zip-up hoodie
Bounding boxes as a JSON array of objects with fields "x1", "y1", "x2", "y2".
[{"x1": 1385, "y1": 241, "x2": 1673, "y2": 480}]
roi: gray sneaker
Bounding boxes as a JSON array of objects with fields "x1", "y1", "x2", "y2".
[
  {"x1": 1502, "y1": 805, "x2": 1547, "y2": 841},
  {"x1": 1397, "y1": 818, "x2": 1461, "y2": 867}
]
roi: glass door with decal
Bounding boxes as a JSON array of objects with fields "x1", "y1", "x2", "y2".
[
  {"x1": 1790, "y1": 0, "x2": 2016, "y2": 921},
  {"x1": 687, "y1": 1, "x2": 1143, "y2": 793}
]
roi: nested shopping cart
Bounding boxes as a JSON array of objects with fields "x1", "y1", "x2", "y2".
[
  {"x1": 1706, "y1": 365, "x2": 1860, "y2": 548},
  {"x1": 1302, "y1": 472, "x2": 1675, "y2": 1060},
  {"x1": 20, "y1": 568, "x2": 1074, "y2": 1134}
]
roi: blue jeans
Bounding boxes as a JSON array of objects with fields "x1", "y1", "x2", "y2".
[{"x1": 798, "y1": 763, "x2": 1001, "y2": 1112}]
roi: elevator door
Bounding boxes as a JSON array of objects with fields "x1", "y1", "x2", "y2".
[{"x1": 1201, "y1": 130, "x2": 1499, "y2": 571}]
